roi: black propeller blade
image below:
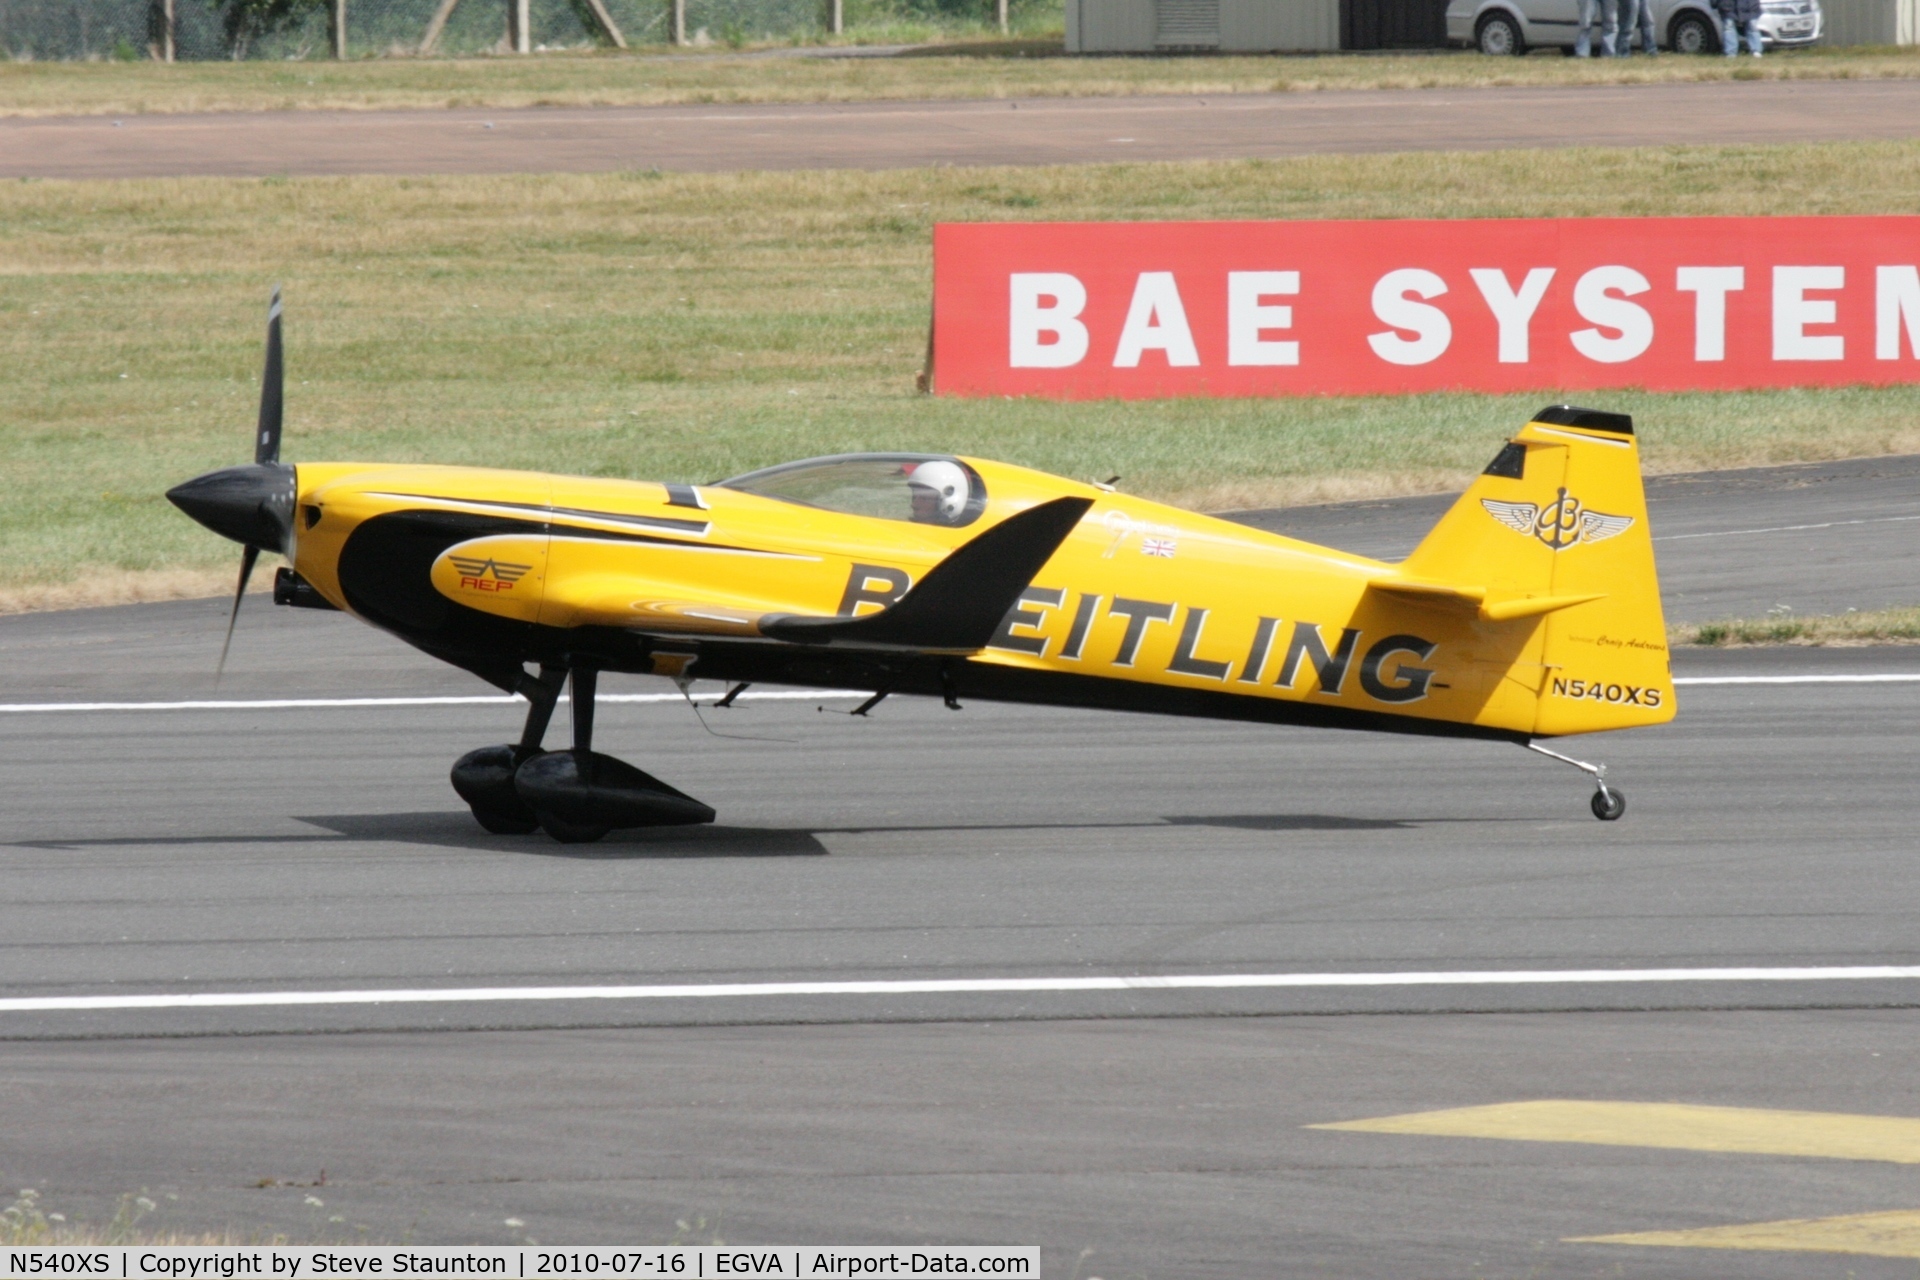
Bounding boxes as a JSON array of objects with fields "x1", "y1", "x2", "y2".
[
  {"x1": 256, "y1": 285, "x2": 283, "y2": 466},
  {"x1": 164, "y1": 287, "x2": 294, "y2": 682},
  {"x1": 216, "y1": 544, "x2": 262, "y2": 683}
]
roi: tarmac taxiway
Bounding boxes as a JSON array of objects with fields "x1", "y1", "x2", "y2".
[
  {"x1": 1, "y1": 454, "x2": 1918, "y2": 1274},
  {"x1": 7, "y1": 76, "x2": 1920, "y2": 180}
]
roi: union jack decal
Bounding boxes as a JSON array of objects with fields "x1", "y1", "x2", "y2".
[{"x1": 1141, "y1": 538, "x2": 1177, "y2": 558}]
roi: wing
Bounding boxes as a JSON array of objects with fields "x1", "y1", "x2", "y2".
[
  {"x1": 564, "y1": 590, "x2": 775, "y2": 636},
  {"x1": 532, "y1": 496, "x2": 1095, "y2": 655},
  {"x1": 1480, "y1": 499, "x2": 1538, "y2": 535},
  {"x1": 762, "y1": 497, "x2": 1094, "y2": 652},
  {"x1": 1580, "y1": 510, "x2": 1635, "y2": 544}
]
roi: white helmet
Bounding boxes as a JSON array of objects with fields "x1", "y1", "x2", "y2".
[{"x1": 907, "y1": 460, "x2": 970, "y2": 523}]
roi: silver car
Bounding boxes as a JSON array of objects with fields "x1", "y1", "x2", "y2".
[{"x1": 1447, "y1": 0, "x2": 1822, "y2": 53}]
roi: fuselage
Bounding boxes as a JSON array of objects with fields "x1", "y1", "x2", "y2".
[
  {"x1": 276, "y1": 453, "x2": 1653, "y2": 743},
  {"x1": 162, "y1": 294, "x2": 1670, "y2": 834}
]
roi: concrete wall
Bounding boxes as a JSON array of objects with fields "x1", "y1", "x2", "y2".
[
  {"x1": 1069, "y1": 0, "x2": 1340, "y2": 50},
  {"x1": 1819, "y1": 0, "x2": 1916, "y2": 42}
]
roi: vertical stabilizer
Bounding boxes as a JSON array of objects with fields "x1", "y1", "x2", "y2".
[{"x1": 1400, "y1": 407, "x2": 1674, "y2": 737}]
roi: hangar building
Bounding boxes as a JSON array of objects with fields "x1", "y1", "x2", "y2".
[{"x1": 1063, "y1": 0, "x2": 1910, "y2": 50}]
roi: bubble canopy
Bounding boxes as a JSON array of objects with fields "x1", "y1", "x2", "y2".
[{"x1": 718, "y1": 454, "x2": 988, "y2": 528}]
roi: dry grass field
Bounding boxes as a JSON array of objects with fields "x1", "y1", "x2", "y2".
[
  {"x1": 5, "y1": 141, "x2": 1920, "y2": 609},
  {"x1": 2, "y1": 41, "x2": 1918, "y2": 118},
  {"x1": 1675, "y1": 605, "x2": 1920, "y2": 645}
]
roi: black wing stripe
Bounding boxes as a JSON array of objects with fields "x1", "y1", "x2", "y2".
[
  {"x1": 368, "y1": 492, "x2": 710, "y2": 535},
  {"x1": 547, "y1": 526, "x2": 809, "y2": 558}
]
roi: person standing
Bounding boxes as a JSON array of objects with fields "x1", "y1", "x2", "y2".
[
  {"x1": 1622, "y1": 0, "x2": 1659, "y2": 52},
  {"x1": 1714, "y1": 0, "x2": 1764, "y2": 53},
  {"x1": 1576, "y1": 0, "x2": 1621, "y2": 55}
]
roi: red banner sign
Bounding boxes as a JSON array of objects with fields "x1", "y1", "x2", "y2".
[{"x1": 930, "y1": 217, "x2": 1920, "y2": 399}]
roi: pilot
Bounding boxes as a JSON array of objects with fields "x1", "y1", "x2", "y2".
[{"x1": 907, "y1": 460, "x2": 970, "y2": 526}]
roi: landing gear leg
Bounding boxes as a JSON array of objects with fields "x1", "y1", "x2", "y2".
[
  {"x1": 1525, "y1": 740, "x2": 1626, "y2": 821},
  {"x1": 533, "y1": 662, "x2": 613, "y2": 844},
  {"x1": 517, "y1": 663, "x2": 566, "y2": 756},
  {"x1": 570, "y1": 663, "x2": 597, "y2": 755},
  {"x1": 510, "y1": 659, "x2": 718, "y2": 843},
  {"x1": 450, "y1": 663, "x2": 567, "y2": 835}
]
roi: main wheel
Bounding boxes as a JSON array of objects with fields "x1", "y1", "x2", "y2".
[
  {"x1": 1477, "y1": 11, "x2": 1525, "y2": 54},
  {"x1": 1590, "y1": 788, "x2": 1627, "y2": 821},
  {"x1": 470, "y1": 806, "x2": 539, "y2": 835},
  {"x1": 452, "y1": 743, "x2": 543, "y2": 833},
  {"x1": 1669, "y1": 10, "x2": 1718, "y2": 52},
  {"x1": 535, "y1": 810, "x2": 611, "y2": 844}
]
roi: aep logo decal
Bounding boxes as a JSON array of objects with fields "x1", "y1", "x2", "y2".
[{"x1": 449, "y1": 556, "x2": 531, "y2": 592}]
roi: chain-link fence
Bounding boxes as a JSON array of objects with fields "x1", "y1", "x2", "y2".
[{"x1": 1, "y1": 0, "x2": 1030, "y2": 57}]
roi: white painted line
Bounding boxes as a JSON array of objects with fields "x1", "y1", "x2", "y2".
[
  {"x1": 0, "y1": 695, "x2": 517, "y2": 712},
  {"x1": 5, "y1": 676, "x2": 1919, "y2": 712},
  {"x1": 7, "y1": 675, "x2": 1920, "y2": 712},
  {"x1": 0, "y1": 690, "x2": 867, "y2": 713},
  {"x1": 1656, "y1": 513, "x2": 1920, "y2": 542},
  {"x1": 1674, "y1": 674, "x2": 1920, "y2": 685},
  {"x1": 7, "y1": 966, "x2": 1920, "y2": 1013}
]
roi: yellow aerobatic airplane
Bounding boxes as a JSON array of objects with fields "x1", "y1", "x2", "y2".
[{"x1": 170, "y1": 293, "x2": 1674, "y2": 842}]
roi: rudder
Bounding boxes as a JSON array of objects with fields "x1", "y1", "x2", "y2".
[{"x1": 1401, "y1": 406, "x2": 1673, "y2": 737}]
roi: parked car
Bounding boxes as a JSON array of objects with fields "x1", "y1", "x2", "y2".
[{"x1": 1447, "y1": 0, "x2": 1822, "y2": 53}]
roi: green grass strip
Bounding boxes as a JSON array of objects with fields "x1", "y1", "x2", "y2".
[
  {"x1": 2, "y1": 42, "x2": 1918, "y2": 119},
  {"x1": 1676, "y1": 607, "x2": 1920, "y2": 646},
  {"x1": 6, "y1": 142, "x2": 1920, "y2": 606}
]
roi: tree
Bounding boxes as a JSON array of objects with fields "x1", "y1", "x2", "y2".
[{"x1": 209, "y1": 0, "x2": 324, "y2": 57}]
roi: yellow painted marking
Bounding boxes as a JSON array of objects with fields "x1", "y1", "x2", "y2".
[
  {"x1": 1571, "y1": 1210, "x2": 1920, "y2": 1259},
  {"x1": 1310, "y1": 1100, "x2": 1920, "y2": 1164}
]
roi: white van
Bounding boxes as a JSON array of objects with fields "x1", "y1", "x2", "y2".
[{"x1": 1446, "y1": 0, "x2": 1822, "y2": 52}]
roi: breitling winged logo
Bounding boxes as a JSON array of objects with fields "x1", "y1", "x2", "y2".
[
  {"x1": 1481, "y1": 488, "x2": 1634, "y2": 551},
  {"x1": 448, "y1": 556, "x2": 531, "y2": 582}
]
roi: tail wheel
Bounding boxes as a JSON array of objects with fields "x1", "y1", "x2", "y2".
[
  {"x1": 1590, "y1": 788, "x2": 1627, "y2": 821},
  {"x1": 1476, "y1": 12, "x2": 1524, "y2": 54}
]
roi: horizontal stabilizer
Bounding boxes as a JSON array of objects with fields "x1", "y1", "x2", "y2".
[
  {"x1": 1370, "y1": 579, "x2": 1487, "y2": 612},
  {"x1": 762, "y1": 496, "x2": 1094, "y2": 651},
  {"x1": 1480, "y1": 592, "x2": 1606, "y2": 622},
  {"x1": 1370, "y1": 579, "x2": 1605, "y2": 623}
]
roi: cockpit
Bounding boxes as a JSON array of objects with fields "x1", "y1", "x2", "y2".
[{"x1": 719, "y1": 454, "x2": 988, "y2": 528}]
